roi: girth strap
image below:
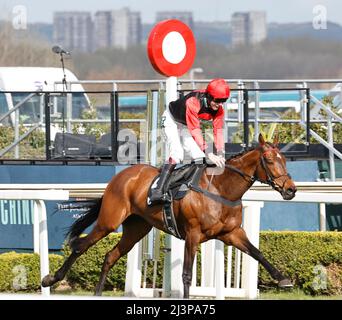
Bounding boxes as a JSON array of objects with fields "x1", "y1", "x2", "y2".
[{"x1": 188, "y1": 183, "x2": 242, "y2": 207}]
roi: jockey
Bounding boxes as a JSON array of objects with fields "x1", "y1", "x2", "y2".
[{"x1": 149, "y1": 78, "x2": 230, "y2": 204}]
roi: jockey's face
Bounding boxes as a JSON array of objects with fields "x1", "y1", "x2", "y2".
[{"x1": 209, "y1": 97, "x2": 227, "y2": 111}]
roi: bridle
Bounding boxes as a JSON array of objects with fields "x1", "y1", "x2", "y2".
[
  {"x1": 259, "y1": 150, "x2": 292, "y2": 192},
  {"x1": 224, "y1": 148, "x2": 292, "y2": 192},
  {"x1": 191, "y1": 147, "x2": 292, "y2": 208}
]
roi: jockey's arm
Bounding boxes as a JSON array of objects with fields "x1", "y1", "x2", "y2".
[
  {"x1": 212, "y1": 108, "x2": 225, "y2": 156},
  {"x1": 185, "y1": 98, "x2": 208, "y2": 151}
]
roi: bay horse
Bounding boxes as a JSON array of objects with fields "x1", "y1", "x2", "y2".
[{"x1": 42, "y1": 133, "x2": 297, "y2": 298}]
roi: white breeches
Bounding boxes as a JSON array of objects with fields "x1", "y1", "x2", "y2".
[{"x1": 161, "y1": 109, "x2": 205, "y2": 164}]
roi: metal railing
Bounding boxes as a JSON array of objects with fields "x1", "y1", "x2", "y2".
[
  {"x1": 0, "y1": 90, "x2": 42, "y2": 158},
  {"x1": 1, "y1": 78, "x2": 341, "y2": 177}
]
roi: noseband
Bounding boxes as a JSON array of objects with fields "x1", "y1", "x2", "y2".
[{"x1": 259, "y1": 153, "x2": 292, "y2": 192}]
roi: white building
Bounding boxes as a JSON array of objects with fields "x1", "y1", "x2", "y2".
[
  {"x1": 53, "y1": 12, "x2": 93, "y2": 53},
  {"x1": 231, "y1": 11, "x2": 267, "y2": 48},
  {"x1": 94, "y1": 7, "x2": 142, "y2": 50},
  {"x1": 94, "y1": 11, "x2": 112, "y2": 49}
]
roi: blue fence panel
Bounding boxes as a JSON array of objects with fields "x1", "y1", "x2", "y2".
[
  {"x1": 0, "y1": 165, "x2": 128, "y2": 251},
  {"x1": 260, "y1": 161, "x2": 319, "y2": 231}
]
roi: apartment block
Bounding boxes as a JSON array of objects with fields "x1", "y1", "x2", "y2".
[
  {"x1": 231, "y1": 11, "x2": 267, "y2": 48},
  {"x1": 94, "y1": 7, "x2": 142, "y2": 50},
  {"x1": 53, "y1": 11, "x2": 93, "y2": 53},
  {"x1": 94, "y1": 11, "x2": 112, "y2": 49},
  {"x1": 53, "y1": 8, "x2": 142, "y2": 52}
]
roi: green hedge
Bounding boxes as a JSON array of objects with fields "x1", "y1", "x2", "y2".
[
  {"x1": 259, "y1": 231, "x2": 342, "y2": 295},
  {"x1": 62, "y1": 233, "x2": 167, "y2": 291},
  {"x1": 62, "y1": 231, "x2": 342, "y2": 295},
  {"x1": 0, "y1": 252, "x2": 63, "y2": 292},
  {"x1": 0, "y1": 231, "x2": 341, "y2": 295}
]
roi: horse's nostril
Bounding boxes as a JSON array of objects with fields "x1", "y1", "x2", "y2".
[{"x1": 287, "y1": 187, "x2": 296, "y2": 194}]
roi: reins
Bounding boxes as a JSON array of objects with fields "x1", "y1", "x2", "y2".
[
  {"x1": 224, "y1": 164, "x2": 256, "y2": 184},
  {"x1": 188, "y1": 147, "x2": 291, "y2": 207}
]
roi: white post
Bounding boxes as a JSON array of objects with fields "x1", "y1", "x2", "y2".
[
  {"x1": 125, "y1": 241, "x2": 142, "y2": 297},
  {"x1": 33, "y1": 201, "x2": 39, "y2": 254},
  {"x1": 215, "y1": 240, "x2": 225, "y2": 300},
  {"x1": 241, "y1": 201, "x2": 263, "y2": 299},
  {"x1": 164, "y1": 76, "x2": 179, "y2": 297},
  {"x1": 233, "y1": 249, "x2": 241, "y2": 288},
  {"x1": 36, "y1": 200, "x2": 50, "y2": 296},
  {"x1": 226, "y1": 246, "x2": 233, "y2": 288},
  {"x1": 201, "y1": 240, "x2": 215, "y2": 287},
  {"x1": 170, "y1": 237, "x2": 184, "y2": 298},
  {"x1": 165, "y1": 76, "x2": 178, "y2": 103},
  {"x1": 319, "y1": 203, "x2": 327, "y2": 231}
]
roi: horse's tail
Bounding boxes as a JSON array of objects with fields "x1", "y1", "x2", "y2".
[{"x1": 65, "y1": 197, "x2": 102, "y2": 244}]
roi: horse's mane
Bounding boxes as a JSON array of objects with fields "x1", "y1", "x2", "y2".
[
  {"x1": 226, "y1": 142, "x2": 276, "y2": 163},
  {"x1": 226, "y1": 147, "x2": 255, "y2": 162}
]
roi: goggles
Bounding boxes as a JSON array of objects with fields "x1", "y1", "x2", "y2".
[{"x1": 212, "y1": 98, "x2": 227, "y2": 103}]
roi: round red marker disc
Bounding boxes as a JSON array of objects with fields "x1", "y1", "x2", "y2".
[{"x1": 147, "y1": 19, "x2": 196, "y2": 77}]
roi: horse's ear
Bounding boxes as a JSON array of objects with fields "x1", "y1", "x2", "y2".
[
  {"x1": 273, "y1": 132, "x2": 279, "y2": 147},
  {"x1": 258, "y1": 133, "x2": 266, "y2": 146}
]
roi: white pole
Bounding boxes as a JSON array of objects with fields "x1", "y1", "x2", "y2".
[
  {"x1": 36, "y1": 200, "x2": 50, "y2": 296},
  {"x1": 125, "y1": 242, "x2": 142, "y2": 297},
  {"x1": 164, "y1": 76, "x2": 179, "y2": 297},
  {"x1": 201, "y1": 240, "x2": 215, "y2": 287},
  {"x1": 319, "y1": 203, "x2": 327, "y2": 231},
  {"x1": 170, "y1": 237, "x2": 184, "y2": 298},
  {"x1": 165, "y1": 76, "x2": 178, "y2": 103},
  {"x1": 226, "y1": 246, "x2": 233, "y2": 288},
  {"x1": 33, "y1": 201, "x2": 39, "y2": 254},
  {"x1": 241, "y1": 201, "x2": 263, "y2": 299},
  {"x1": 215, "y1": 240, "x2": 225, "y2": 300}
]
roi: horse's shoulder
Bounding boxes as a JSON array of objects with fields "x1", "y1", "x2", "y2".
[{"x1": 127, "y1": 164, "x2": 159, "y2": 175}]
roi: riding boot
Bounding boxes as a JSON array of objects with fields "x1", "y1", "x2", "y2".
[{"x1": 149, "y1": 163, "x2": 176, "y2": 204}]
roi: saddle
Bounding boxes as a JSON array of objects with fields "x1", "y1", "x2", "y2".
[
  {"x1": 147, "y1": 163, "x2": 206, "y2": 239},
  {"x1": 147, "y1": 162, "x2": 242, "y2": 239}
]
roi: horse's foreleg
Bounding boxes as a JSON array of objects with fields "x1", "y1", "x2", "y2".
[
  {"x1": 182, "y1": 232, "x2": 200, "y2": 299},
  {"x1": 42, "y1": 226, "x2": 110, "y2": 288},
  {"x1": 94, "y1": 215, "x2": 152, "y2": 296},
  {"x1": 219, "y1": 227, "x2": 292, "y2": 288}
]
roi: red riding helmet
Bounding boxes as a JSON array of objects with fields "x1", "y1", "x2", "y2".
[{"x1": 206, "y1": 78, "x2": 230, "y2": 100}]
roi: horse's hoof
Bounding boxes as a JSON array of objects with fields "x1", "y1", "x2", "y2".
[
  {"x1": 42, "y1": 274, "x2": 54, "y2": 287},
  {"x1": 278, "y1": 278, "x2": 293, "y2": 289}
]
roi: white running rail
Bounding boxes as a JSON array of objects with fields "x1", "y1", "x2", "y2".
[{"x1": 0, "y1": 189, "x2": 69, "y2": 296}]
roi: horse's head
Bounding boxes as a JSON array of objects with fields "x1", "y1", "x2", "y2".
[{"x1": 255, "y1": 134, "x2": 297, "y2": 200}]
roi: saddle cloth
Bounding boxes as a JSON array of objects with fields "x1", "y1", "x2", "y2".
[{"x1": 147, "y1": 163, "x2": 206, "y2": 239}]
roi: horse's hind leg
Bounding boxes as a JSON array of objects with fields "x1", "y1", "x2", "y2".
[
  {"x1": 94, "y1": 214, "x2": 152, "y2": 296},
  {"x1": 219, "y1": 227, "x2": 292, "y2": 288},
  {"x1": 42, "y1": 225, "x2": 111, "y2": 288}
]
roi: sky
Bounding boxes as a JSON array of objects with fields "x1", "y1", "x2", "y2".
[{"x1": 0, "y1": 0, "x2": 342, "y2": 25}]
